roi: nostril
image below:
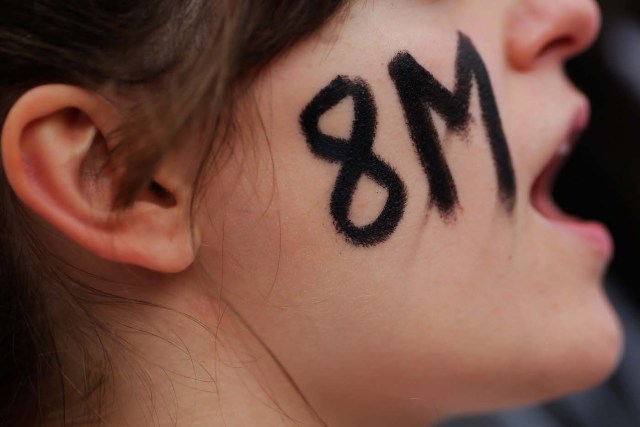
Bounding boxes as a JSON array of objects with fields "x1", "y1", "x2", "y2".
[{"x1": 540, "y1": 35, "x2": 576, "y2": 59}]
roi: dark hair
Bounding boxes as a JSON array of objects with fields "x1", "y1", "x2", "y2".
[{"x1": 0, "y1": 1, "x2": 347, "y2": 424}]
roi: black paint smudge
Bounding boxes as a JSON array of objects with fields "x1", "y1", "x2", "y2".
[
  {"x1": 300, "y1": 76, "x2": 408, "y2": 247},
  {"x1": 389, "y1": 32, "x2": 517, "y2": 215}
]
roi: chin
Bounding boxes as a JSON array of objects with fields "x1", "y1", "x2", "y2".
[
  {"x1": 505, "y1": 288, "x2": 624, "y2": 412},
  {"x1": 547, "y1": 291, "x2": 623, "y2": 397},
  {"x1": 453, "y1": 289, "x2": 623, "y2": 420}
]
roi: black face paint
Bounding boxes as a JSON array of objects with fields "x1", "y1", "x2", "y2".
[
  {"x1": 300, "y1": 32, "x2": 516, "y2": 247},
  {"x1": 389, "y1": 32, "x2": 517, "y2": 215},
  {"x1": 300, "y1": 76, "x2": 407, "y2": 247}
]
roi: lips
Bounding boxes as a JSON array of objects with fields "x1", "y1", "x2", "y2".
[{"x1": 530, "y1": 104, "x2": 613, "y2": 258}]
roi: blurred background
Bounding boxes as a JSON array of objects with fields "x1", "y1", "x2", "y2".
[{"x1": 441, "y1": 0, "x2": 640, "y2": 426}]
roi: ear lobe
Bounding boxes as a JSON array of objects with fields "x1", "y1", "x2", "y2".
[{"x1": 1, "y1": 85, "x2": 198, "y2": 273}]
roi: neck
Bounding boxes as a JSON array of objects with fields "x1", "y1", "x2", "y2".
[
  {"x1": 52, "y1": 272, "x2": 326, "y2": 427},
  {"x1": 127, "y1": 306, "x2": 325, "y2": 426}
]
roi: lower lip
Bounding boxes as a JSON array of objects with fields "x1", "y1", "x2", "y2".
[
  {"x1": 556, "y1": 218, "x2": 613, "y2": 258},
  {"x1": 533, "y1": 191, "x2": 613, "y2": 259}
]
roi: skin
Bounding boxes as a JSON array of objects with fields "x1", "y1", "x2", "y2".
[
  {"x1": 198, "y1": 0, "x2": 621, "y2": 425},
  {"x1": 0, "y1": 0, "x2": 622, "y2": 426}
]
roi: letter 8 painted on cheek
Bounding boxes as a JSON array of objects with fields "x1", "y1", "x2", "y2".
[{"x1": 300, "y1": 76, "x2": 408, "y2": 247}]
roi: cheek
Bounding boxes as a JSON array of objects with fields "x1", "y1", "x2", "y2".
[{"x1": 197, "y1": 146, "x2": 288, "y2": 294}]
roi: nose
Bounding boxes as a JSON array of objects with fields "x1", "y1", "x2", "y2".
[{"x1": 507, "y1": 0, "x2": 601, "y2": 69}]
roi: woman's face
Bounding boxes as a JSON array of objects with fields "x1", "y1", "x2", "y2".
[{"x1": 198, "y1": 0, "x2": 621, "y2": 425}]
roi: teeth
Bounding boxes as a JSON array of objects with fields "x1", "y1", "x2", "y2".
[{"x1": 558, "y1": 142, "x2": 571, "y2": 157}]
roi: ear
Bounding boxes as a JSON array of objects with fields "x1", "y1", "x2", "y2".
[{"x1": 1, "y1": 85, "x2": 199, "y2": 273}]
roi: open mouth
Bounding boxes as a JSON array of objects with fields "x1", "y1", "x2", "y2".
[
  {"x1": 530, "y1": 114, "x2": 613, "y2": 258},
  {"x1": 531, "y1": 138, "x2": 577, "y2": 223}
]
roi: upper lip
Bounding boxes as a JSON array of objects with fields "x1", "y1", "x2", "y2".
[
  {"x1": 553, "y1": 100, "x2": 590, "y2": 169},
  {"x1": 566, "y1": 100, "x2": 591, "y2": 151}
]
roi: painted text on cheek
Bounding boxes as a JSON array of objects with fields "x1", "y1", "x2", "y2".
[
  {"x1": 300, "y1": 32, "x2": 517, "y2": 247},
  {"x1": 389, "y1": 32, "x2": 516, "y2": 216},
  {"x1": 300, "y1": 77, "x2": 407, "y2": 247}
]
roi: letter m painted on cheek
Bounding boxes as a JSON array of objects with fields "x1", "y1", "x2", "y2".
[{"x1": 389, "y1": 32, "x2": 517, "y2": 216}]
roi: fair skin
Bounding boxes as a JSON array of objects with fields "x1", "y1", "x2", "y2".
[{"x1": 1, "y1": 0, "x2": 623, "y2": 426}]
